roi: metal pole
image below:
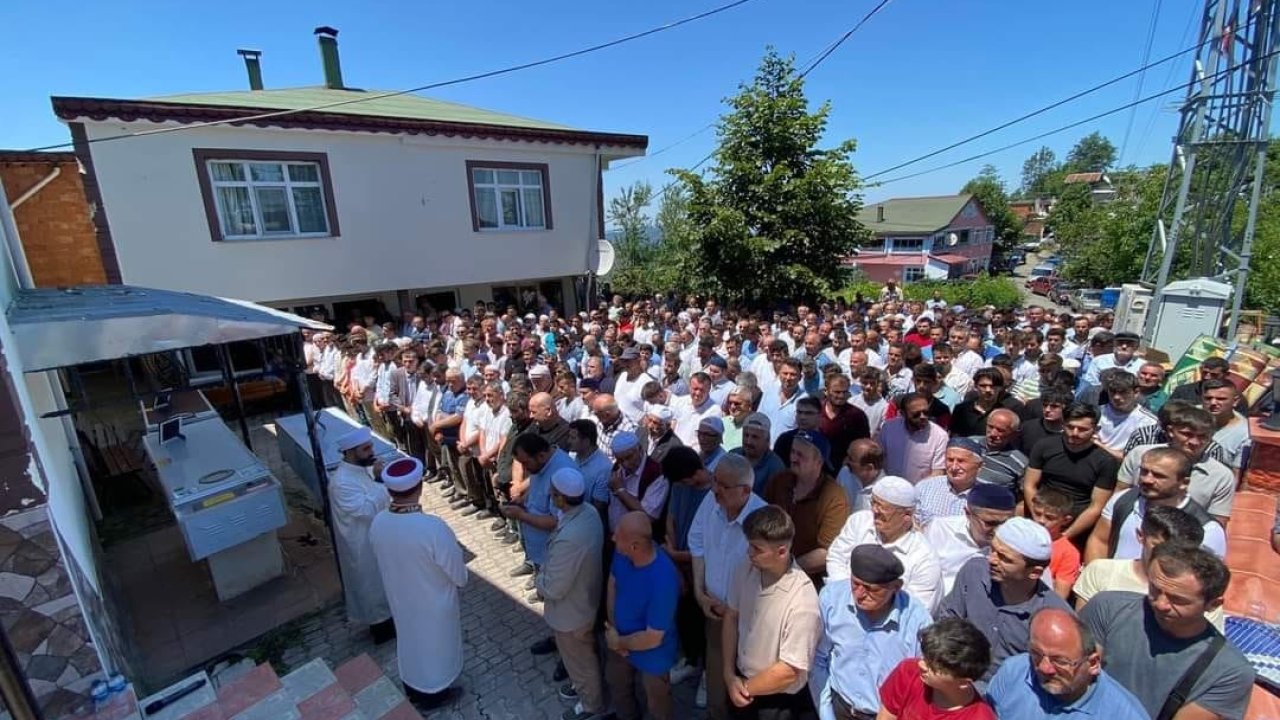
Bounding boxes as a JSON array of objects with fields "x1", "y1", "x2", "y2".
[
  {"x1": 290, "y1": 333, "x2": 344, "y2": 591},
  {"x1": 216, "y1": 345, "x2": 252, "y2": 450},
  {"x1": 0, "y1": 624, "x2": 40, "y2": 720}
]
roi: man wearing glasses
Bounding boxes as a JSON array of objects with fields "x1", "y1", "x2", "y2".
[{"x1": 984, "y1": 608, "x2": 1147, "y2": 719}]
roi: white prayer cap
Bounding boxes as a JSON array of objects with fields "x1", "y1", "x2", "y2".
[
  {"x1": 611, "y1": 431, "x2": 640, "y2": 454},
  {"x1": 551, "y1": 468, "x2": 586, "y2": 498},
  {"x1": 1062, "y1": 358, "x2": 1081, "y2": 372},
  {"x1": 870, "y1": 476, "x2": 916, "y2": 508},
  {"x1": 381, "y1": 457, "x2": 423, "y2": 492},
  {"x1": 994, "y1": 517, "x2": 1052, "y2": 561},
  {"x1": 646, "y1": 404, "x2": 675, "y2": 422},
  {"x1": 336, "y1": 426, "x2": 373, "y2": 452}
]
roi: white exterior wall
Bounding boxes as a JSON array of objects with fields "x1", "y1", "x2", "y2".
[{"x1": 80, "y1": 121, "x2": 624, "y2": 303}]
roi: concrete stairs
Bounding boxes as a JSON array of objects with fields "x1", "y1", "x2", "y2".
[{"x1": 75, "y1": 654, "x2": 419, "y2": 720}]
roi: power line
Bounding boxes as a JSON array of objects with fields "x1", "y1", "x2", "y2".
[
  {"x1": 1133, "y1": 2, "x2": 1201, "y2": 159},
  {"x1": 25, "y1": 0, "x2": 762, "y2": 153},
  {"x1": 862, "y1": 37, "x2": 1209, "y2": 181},
  {"x1": 1118, "y1": 0, "x2": 1165, "y2": 165},
  {"x1": 798, "y1": 0, "x2": 895, "y2": 77},
  {"x1": 613, "y1": 0, "x2": 896, "y2": 173},
  {"x1": 870, "y1": 51, "x2": 1276, "y2": 187}
]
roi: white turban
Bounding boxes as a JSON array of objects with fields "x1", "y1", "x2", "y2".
[{"x1": 336, "y1": 426, "x2": 372, "y2": 452}]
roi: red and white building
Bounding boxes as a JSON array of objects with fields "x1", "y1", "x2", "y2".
[{"x1": 850, "y1": 193, "x2": 995, "y2": 283}]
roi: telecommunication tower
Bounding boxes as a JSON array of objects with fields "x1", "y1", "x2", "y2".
[{"x1": 1141, "y1": 0, "x2": 1280, "y2": 340}]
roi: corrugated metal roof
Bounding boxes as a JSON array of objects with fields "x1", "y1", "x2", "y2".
[
  {"x1": 7, "y1": 285, "x2": 331, "y2": 372},
  {"x1": 150, "y1": 86, "x2": 575, "y2": 132},
  {"x1": 859, "y1": 194, "x2": 973, "y2": 234}
]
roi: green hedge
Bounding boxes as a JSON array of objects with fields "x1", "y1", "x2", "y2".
[{"x1": 834, "y1": 275, "x2": 1023, "y2": 309}]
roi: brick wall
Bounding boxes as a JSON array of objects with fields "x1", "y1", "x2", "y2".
[{"x1": 0, "y1": 153, "x2": 108, "y2": 287}]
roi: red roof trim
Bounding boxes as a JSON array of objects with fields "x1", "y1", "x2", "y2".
[{"x1": 50, "y1": 96, "x2": 650, "y2": 150}]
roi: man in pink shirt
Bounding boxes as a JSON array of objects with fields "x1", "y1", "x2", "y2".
[{"x1": 879, "y1": 393, "x2": 948, "y2": 484}]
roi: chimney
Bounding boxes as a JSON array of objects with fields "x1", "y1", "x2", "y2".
[
  {"x1": 237, "y1": 49, "x2": 264, "y2": 91},
  {"x1": 314, "y1": 26, "x2": 344, "y2": 89},
  {"x1": 876, "y1": 205, "x2": 885, "y2": 222}
]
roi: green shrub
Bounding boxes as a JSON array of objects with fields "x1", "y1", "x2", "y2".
[{"x1": 833, "y1": 274, "x2": 1022, "y2": 309}]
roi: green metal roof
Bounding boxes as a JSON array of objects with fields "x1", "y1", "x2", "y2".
[
  {"x1": 148, "y1": 86, "x2": 577, "y2": 132},
  {"x1": 859, "y1": 194, "x2": 974, "y2": 234}
]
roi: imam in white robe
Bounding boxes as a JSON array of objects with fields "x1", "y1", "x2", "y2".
[
  {"x1": 369, "y1": 509, "x2": 468, "y2": 693},
  {"x1": 329, "y1": 462, "x2": 391, "y2": 625}
]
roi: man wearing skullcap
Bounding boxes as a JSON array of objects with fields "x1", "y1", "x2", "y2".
[
  {"x1": 535, "y1": 468, "x2": 606, "y2": 720},
  {"x1": 924, "y1": 483, "x2": 1017, "y2": 599},
  {"x1": 810, "y1": 545, "x2": 932, "y2": 720},
  {"x1": 696, "y1": 416, "x2": 727, "y2": 472},
  {"x1": 607, "y1": 431, "x2": 669, "y2": 534},
  {"x1": 826, "y1": 476, "x2": 943, "y2": 611},
  {"x1": 938, "y1": 517, "x2": 1073, "y2": 682},
  {"x1": 369, "y1": 458, "x2": 467, "y2": 710},
  {"x1": 762, "y1": 430, "x2": 850, "y2": 586},
  {"x1": 328, "y1": 426, "x2": 393, "y2": 639},
  {"x1": 643, "y1": 404, "x2": 683, "y2": 465},
  {"x1": 913, "y1": 437, "x2": 986, "y2": 528}
]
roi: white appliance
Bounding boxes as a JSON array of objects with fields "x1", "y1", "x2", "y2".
[
  {"x1": 1115, "y1": 283, "x2": 1153, "y2": 337},
  {"x1": 1147, "y1": 277, "x2": 1232, "y2": 358}
]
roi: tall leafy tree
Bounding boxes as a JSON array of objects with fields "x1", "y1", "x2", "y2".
[
  {"x1": 606, "y1": 181, "x2": 656, "y2": 296},
  {"x1": 670, "y1": 50, "x2": 868, "y2": 305},
  {"x1": 1020, "y1": 145, "x2": 1058, "y2": 196},
  {"x1": 1050, "y1": 166, "x2": 1162, "y2": 286},
  {"x1": 1064, "y1": 132, "x2": 1117, "y2": 173},
  {"x1": 961, "y1": 165, "x2": 1023, "y2": 255}
]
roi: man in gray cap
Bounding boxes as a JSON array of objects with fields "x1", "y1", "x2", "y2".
[
  {"x1": 731, "y1": 413, "x2": 786, "y2": 495},
  {"x1": 536, "y1": 467, "x2": 606, "y2": 720},
  {"x1": 913, "y1": 437, "x2": 986, "y2": 528},
  {"x1": 811, "y1": 545, "x2": 932, "y2": 720},
  {"x1": 938, "y1": 517, "x2": 1073, "y2": 682},
  {"x1": 826, "y1": 476, "x2": 942, "y2": 610}
]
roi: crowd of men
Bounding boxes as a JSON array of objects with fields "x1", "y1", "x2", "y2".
[{"x1": 306, "y1": 288, "x2": 1261, "y2": 720}]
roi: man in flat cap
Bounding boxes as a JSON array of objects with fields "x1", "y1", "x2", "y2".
[
  {"x1": 923, "y1": 483, "x2": 1017, "y2": 598},
  {"x1": 731, "y1": 413, "x2": 786, "y2": 495},
  {"x1": 329, "y1": 426, "x2": 393, "y2": 640},
  {"x1": 811, "y1": 545, "x2": 932, "y2": 720},
  {"x1": 826, "y1": 476, "x2": 942, "y2": 611},
  {"x1": 913, "y1": 437, "x2": 986, "y2": 528},
  {"x1": 369, "y1": 457, "x2": 467, "y2": 710},
  {"x1": 608, "y1": 431, "x2": 669, "y2": 535},
  {"x1": 938, "y1": 517, "x2": 1073, "y2": 682}
]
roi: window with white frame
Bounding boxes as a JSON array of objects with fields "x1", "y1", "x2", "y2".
[
  {"x1": 903, "y1": 266, "x2": 926, "y2": 282},
  {"x1": 891, "y1": 237, "x2": 924, "y2": 252},
  {"x1": 202, "y1": 156, "x2": 333, "y2": 240},
  {"x1": 468, "y1": 163, "x2": 550, "y2": 231}
]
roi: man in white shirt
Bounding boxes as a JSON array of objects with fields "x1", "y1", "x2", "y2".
[
  {"x1": 1097, "y1": 370, "x2": 1158, "y2": 458},
  {"x1": 672, "y1": 373, "x2": 724, "y2": 447},
  {"x1": 949, "y1": 327, "x2": 985, "y2": 379},
  {"x1": 826, "y1": 476, "x2": 942, "y2": 610},
  {"x1": 369, "y1": 457, "x2": 467, "y2": 710},
  {"x1": 613, "y1": 347, "x2": 651, "y2": 424},
  {"x1": 687, "y1": 453, "x2": 767, "y2": 720},
  {"x1": 922, "y1": 483, "x2": 1016, "y2": 598},
  {"x1": 758, "y1": 359, "x2": 806, "y2": 443}
]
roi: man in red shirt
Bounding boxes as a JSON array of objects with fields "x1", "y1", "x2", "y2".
[
  {"x1": 903, "y1": 316, "x2": 935, "y2": 351},
  {"x1": 878, "y1": 618, "x2": 996, "y2": 720}
]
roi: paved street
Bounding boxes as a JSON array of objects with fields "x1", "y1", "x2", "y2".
[
  {"x1": 1012, "y1": 248, "x2": 1072, "y2": 314},
  {"x1": 267, "y1": 461, "x2": 704, "y2": 719}
]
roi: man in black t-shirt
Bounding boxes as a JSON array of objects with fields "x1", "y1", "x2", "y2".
[
  {"x1": 1020, "y1": 387, "x2": 1072, "y2": 454},
  {"x1": 1023, "y1": 403, "x2": 1118, "y2": 543}
]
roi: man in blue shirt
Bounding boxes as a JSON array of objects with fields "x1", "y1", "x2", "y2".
[
  {"x1": 605, "y1": 512, "x2": 681, "y2": 720},
  {"x1": 985, "y1": 608, "x2": 1147, "y2": 719},
  {"x1": 504, "y1": 434, "x2": 576, "y2": 600},
  {"x1": 810, "y1": 544, "x2": 932, "y2": 720}
]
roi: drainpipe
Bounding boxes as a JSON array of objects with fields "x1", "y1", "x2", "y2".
[
  {"x1": 10, "y1": 167, "x2": 60, "y2": 211},
  {"x1": 584, "y1": 149, "x2": 602, "y2": 314}
]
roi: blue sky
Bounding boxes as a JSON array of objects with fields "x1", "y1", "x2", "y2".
[{"x1": 2, "y1": 0, "x2": 1207, "y2": 207}]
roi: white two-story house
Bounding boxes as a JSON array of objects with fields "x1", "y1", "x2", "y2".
[{"x1": 52, "y1": 27, "x2": 647, "y2": 329}]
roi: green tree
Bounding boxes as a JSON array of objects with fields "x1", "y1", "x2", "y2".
[
  {"x1": 1050, "y1": 166, "x2": 1163, "y2": 286},
  {"x1": 1064, "y1": 131, "x2": 1117, "y2": 173},
  {"x1": 606, "y1": 181, "x2": 656, "y2": 296},
  {"x1": 1241, "y1": 139, "x2": 1280, "y2": 313},
  {"x1": 670, "y1": 50, "x2": 868, "y2": 304},
  {"x1": 1020, "y1": 145, "x2": 1058, "y2": 197},
  {"x1": 961, "y1": 165, "x2": 1023, "y2": 255}
]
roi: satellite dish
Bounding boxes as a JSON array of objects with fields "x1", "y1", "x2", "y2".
[
  {"x1": 947, "y1": 233, "x2": 959, "y2": 247},
  {"x1": 593, "y1": 239, "x2": 616, "y2": 276}
]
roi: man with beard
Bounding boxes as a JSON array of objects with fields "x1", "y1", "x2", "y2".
[
  {"x1": 984, "y1": 609, "x2": 1147, "y2": 719},
  {"x1": 1113, "y1": 403, "x2": 1235, "y2": 525},
  {"x1": 529, "y1": 392, "x2": 572, "y2": 451},
  {"x1": 1023, "y1": 403, "x2": 1118, "y2": 543},
  {"x1": 328, "y1": 427, "x2": 393, "y2": 641},
  {"x1": 951, "y1": 368, "x2": 1025, "y2": 438},
  {"x1": 879, "y1": 393, "x2": 948, "y2": 484},
  {"x1": 762, "y1": 431, "x2": 851, "y2": 585},
  {"x1": 826, "y1": 476, "x2": 942, "y2": 611},
  {"x1": 851, "y1": 368, "x2": 889, "y2": 439},
  {"x1": 818, "y1": 374, "x2": 870, "y2": 469},
  {"x1": 759, "y1": 359, "x2": 807, "y2": 443},
  {"x1": 731, "y1": 414, "x2": 787, "y2": 495},
  {"x1": 924, "y1": 484, "x2": 1017, "y2": 597}
]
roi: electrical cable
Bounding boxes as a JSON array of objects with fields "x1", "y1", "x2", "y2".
[
  {"x1": 24, "y1": 0, "x2": 762, "y2": 153},
  {"x1": 870, "y1": 50, "x2": 1276, "y2": 187},
  {"x1": 863, "y1": 37, "x2": 1210, "y2": 180},
  {"x1": 1118, "y1": 0, "x2": 1165, "y2": 165},
  {"x1": 798, "y1": 0, "x2": 895, "y2": 77}
]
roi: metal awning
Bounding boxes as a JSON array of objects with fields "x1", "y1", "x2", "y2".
[{"x1": 7, "y1": 285, "x2": 331, "y2": 372}]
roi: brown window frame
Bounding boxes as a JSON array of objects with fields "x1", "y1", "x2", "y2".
[
  {"x1": 192, "y1": 149, "x2": 341, "y2": 242},
  {"x1": 465, "y1": 160, "x2": 553, "y2": 232}
]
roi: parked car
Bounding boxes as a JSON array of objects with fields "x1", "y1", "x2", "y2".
[
  {"x1": 1040, "y1": 254, "x2": 1063, "y2": 267},
  {"x1": 1027, "y1": 264, "x2": 1058, "y2": 281},
  {"x1": 1028, "y1": 275, "x2": 1061, "y2": 296},
  {"x1": 1070, "y1": 288, "x2": 1104, "y2": 312},
  {"x1": 1051, "y1": 282, "x2": 1076, "y2": 305}
]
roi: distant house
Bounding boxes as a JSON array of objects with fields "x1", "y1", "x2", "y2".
[
  {"x1": 851, "y1": 193, "x2": 995, "y2": 283},
  {"x1": 1064, "y1": 172, "x2": 1116, "y2": 204},
  {"x1": 1010, "y1": 196, "x2": 1053, "y2": 245}
]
